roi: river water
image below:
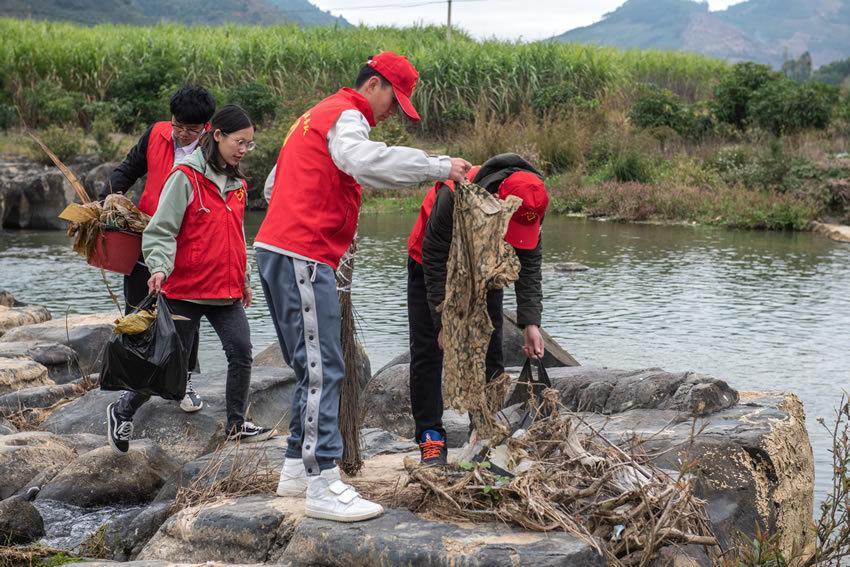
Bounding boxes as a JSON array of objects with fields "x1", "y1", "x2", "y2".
[{"x1": 1, "y1": 213, "x2": 848, "y2": 504}]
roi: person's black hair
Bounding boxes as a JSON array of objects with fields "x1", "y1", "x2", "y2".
[
  {"x1": 170, "y1": 85, "x2": 216, "y2": 125},
  {"x1": 355, "y1": 58, "x2": 392, "y2": 88},
  {"x1": 199, "y1": 104, "x2": 253, "y2": 179}
]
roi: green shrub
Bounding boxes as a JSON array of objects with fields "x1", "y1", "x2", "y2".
[
  {"x1": 21, "y1": 80, "x2": 85, "y2": 128},
  {"x1": 29, "y1": 125, "x2": 85, "y2": 165},
  {"x1": 611, "y1": 150, "x2": 654, "y2": 183},
  {"x1": 629, "y1": 86, "x2": 690, "y2": 134},
  {"x1": 712, "y1": 62, "x2": 777, "y2": 130},
  {"x1": 703, "y1": 145, "x2": 752, "y2": 174},
  {"x1": 80, "y1": 100, "x2": 120, "y2": 131},
  {"x1": 440, "y1": 101, "x2": 475, "y2": 128},
  {"x1": 225, "y1": 80, "x2": 278, "y2": 126},
  {"x1": 106, "y1": 56, "x2": 180, "y2": 132},
  {"x1": 91, "y1": 115, "x2": 121, "y2": 161},
  {"x1": 371, "y1": 115, "x2": 412, "y2": 147},
  {"x1": 749, "y1": 80, "x2": 838, "y2": 136}
]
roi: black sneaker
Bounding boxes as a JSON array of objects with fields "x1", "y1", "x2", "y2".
[
  {"x1": 226, "y1": 421, "x2": 277, "y2": 443},
  {"x1": 107, "y1": 402, "x2": 133, "y2": 454},
  {"x1": 179, "y1": 375, "x2": 203, "y2": 413},
  {"x1": 418, "y1": 430, "x2": 448, "y2": 466}
]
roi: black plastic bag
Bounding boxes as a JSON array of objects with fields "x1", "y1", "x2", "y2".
[
  {"x1": 100, "y1": 293, "x2": 188, "y2": 400},
  {"x1": 505, "y1": 357, "x2": 553, "y2": 429}
]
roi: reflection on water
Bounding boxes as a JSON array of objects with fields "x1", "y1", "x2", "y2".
[{"x1": 1, "y1": 213, "x2": 849, "y2": 502}]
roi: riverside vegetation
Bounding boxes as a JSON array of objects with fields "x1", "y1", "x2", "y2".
[{"x1": 1, "y1": 19, "x2": 850, "y2": 229}]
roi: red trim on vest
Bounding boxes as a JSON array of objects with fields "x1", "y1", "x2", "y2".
[
  {"x1": 407, "y1": 166, "x2": 480, "y2": 264},
  {"x1": 255, "y1": 89, "x2": 376, "y2": 269},
  {"x1": 161, "y1": 165, "x2": 248, "y2": 300},
  {"x1": 138, "y1": 121, "x2": 176, "y2": 216}
]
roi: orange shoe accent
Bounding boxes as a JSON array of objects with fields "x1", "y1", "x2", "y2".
[{"x1": 419, "y1": 439, "x2": 445, "y2": 461}]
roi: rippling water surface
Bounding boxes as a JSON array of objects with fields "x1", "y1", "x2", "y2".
[{"x1": 2, "y1": 213, "x2": 848, "y2": 503}]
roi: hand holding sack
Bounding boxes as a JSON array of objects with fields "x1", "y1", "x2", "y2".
[{"x1": 100, "y1": 294, "x2": 188, "y2": 401}]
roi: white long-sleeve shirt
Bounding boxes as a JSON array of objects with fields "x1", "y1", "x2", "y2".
[{"x1": 263, "y1": 109, "x2": 451, "y2": 203}]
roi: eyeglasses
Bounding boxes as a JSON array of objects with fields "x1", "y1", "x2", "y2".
[
  {"x1": 171, "y1": 121, "x2": 205, "y2": 136},
  {"x1": 222, "y1": 132, "x2": 256, "y2": 152}
]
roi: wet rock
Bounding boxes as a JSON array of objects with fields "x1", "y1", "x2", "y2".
[
  {"x1": 43, "y1": 367, "x2": 297, "y2": 464},
  {"x1": 0, "y1": 379, "x2": 86, "y2": 417},
  {"x1": 0, "y1": 431, "x2": 76, "y2": 499},
  {"x1": 0, "y1": 341, "x2": 82, "y2": 384},
  {"x1": 0, "y1": 303, "x2": 52, "y2": 335},
  {"x1": 577, "y1": 391, "x2": 814, "y2": 555},
  {"x1": 549, "y1": 366, "x2": 739, "y2": 416},
  {"x1": 0, "y1": 494, "x2": 45, "y2": 544},
  {"x1": 361, "y1": 363, "x2": 470, "y2": 447},
  {"x1": 254, "y1": 339, "x2": 372, "y2": 392},
  {"x1": 0, "y1": 290, "x2": 16, "y2": 308},
  {"x1": 0, "y1": 357, "x2": 52, "y2": 394},
  {"x1": 101, "y1": 501, "x2": 172, "y2": 561},
  {"x1": 38, "y1": 439, "x2": 179, "y2": 507},
  {"x1": 0, "y1": 313, "x2": 115, "y2": 374},
  {"x1": 139, "y1": 495, "x2": 298, "y2": 563},
  {"x1": 281, "y1": 508, "x2": 604, "y2": 567},
  {"x1": 812, "y1": 221, "x2": 850, "y2": 244},
  {"x1": 554, "y1": 262, "x2": 590, "y2": 272},
  {"x1": 373, "y1": 309, "x2": 578, "y2": 377}
]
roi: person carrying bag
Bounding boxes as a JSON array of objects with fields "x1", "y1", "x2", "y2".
[{"x1": 105, "y1": 104, "x2": 276, "y2": 454}]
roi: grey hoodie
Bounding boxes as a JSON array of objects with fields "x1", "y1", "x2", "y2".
[{"x1": 142, "y1": 147, "x2": 250, "y2": 305}]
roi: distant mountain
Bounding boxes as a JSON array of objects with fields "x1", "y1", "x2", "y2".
[
  {"x1": 0, "y1": 0, "x2": 349, "y2": 27},
  {"x1": 552, "y1": 0, "x2": 850, "y2": 68}
]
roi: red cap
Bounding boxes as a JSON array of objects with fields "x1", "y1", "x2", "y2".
[
  {"x1": 499, "y1": 171, "x2": 549, "y2": 250},
  {"x1": 367, "y1": 51, "x2": 421, "y2": 122}
]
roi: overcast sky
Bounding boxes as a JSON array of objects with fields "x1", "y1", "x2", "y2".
[{"x1": 310, "y1": 0, "x2": 746, "y2": 41}]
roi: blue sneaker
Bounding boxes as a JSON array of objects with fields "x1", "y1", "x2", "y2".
[{"x1": 418, "y1": 430, "x2": 447, "y2": 465}]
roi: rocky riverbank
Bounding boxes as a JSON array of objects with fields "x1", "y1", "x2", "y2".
[{"x1": 0, "y1": 289, "x2": 816, "y2": 566}]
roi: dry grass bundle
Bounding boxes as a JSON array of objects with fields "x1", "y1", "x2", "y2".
[
  {"x1": 64, "y1": 194, "x2": 150, "y2": 260},
  {"x1": 337, "y1": 243, "x2": 362, "y2": 476},
  {"x1": 170, "y1": 440, "x2": 278, "y2": 515},
  {"x1": 406, "y1": 389, "x2": 720, "y2": 566}
]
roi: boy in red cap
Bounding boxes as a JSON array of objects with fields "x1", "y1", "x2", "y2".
[
  {"x1": 407, "y1": 153, "x2": 549, "y2": 465},
  {"x1": 255, "y1": 51, "x2": 471, "y2": 522}
]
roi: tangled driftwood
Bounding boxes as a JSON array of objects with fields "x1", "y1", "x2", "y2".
[{"x1": 405, "y1": 390, "x2": 721, "y2": 566}]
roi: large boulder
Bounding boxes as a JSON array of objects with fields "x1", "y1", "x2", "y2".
[
  {"x1": 0, "y1": 303, "x2": 52, "y2": 335},
  {"x1": 43, "y1": 366, "x2": 298, "y2": 464},
  {"x1": 138, "y1": 495, "x2": 300, "y2": 563},
  {"x1": 0, "y1": 494, "x2": 44, "y2": 544},
  {"x1": 254, "y1": 339, "x2": 372, "y2": 392},
  {"x1": 83, "y1": 161, "x2": 144, "y2": 205},
  {"x1": 0, "y1": 431, "x2": 76, "y2": 499},
  {"x1": 283, "y1": 508, "x2": 604, "y2": 567},
  {"x1": 0, "y1": 155, "x2": 103, "y2": 230},
  {"x1": 0, "y1": 313, "x2": 115, "y2": 374},
  {"x1": 0, "y1": 357, "x2": 53, "y2": 395},
  {"x1": 361, "y1": 363, "x2": 469, "y2": 446},
  {"x1": 550, "y1": 366, "x2": 739, "y2": 416},
  {"x1": 37, "y1": 439, "x2": 179, "y2": 507},
  {"x1": 0, "y1": 341, "x2": 82, "y2": 384},
  {"x1": 373, "y1": 309, "x2": 579, "y2": 377}
]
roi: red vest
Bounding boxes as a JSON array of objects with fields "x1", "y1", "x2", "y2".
[
  {"x1": 407, "y1": 166, "x2": 480, "y2": 264},
  {"x1": 161, "y1": 165, "x2": 248, "y2": 300},
  {"x1": 255, "y1": 88, "x2": 376, "y2": 270},
  {"x1": 138, "y1": 121, "x2": 176, "y2": 216}
]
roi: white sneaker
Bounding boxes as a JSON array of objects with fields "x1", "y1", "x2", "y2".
[
  {"x1": 305, "y1": 467, "x2": 383, "y2": 522},
  {"x1": 179, "y1": 376, "x2": 203, "y2": 413},
  {"x1": 276, "y1": 458, "x2": 307, "y2": 497}
]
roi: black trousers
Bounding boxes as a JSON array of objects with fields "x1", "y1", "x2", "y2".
[
  {"x1": 124, "y1": 259, "x2": 200, "y2": 372},
  {"x1": 407, "y1": 257, "x2": 504, "y2": 443},
  {"x1": 115, "y1": 299, "x2": 253, "y2": 430}
]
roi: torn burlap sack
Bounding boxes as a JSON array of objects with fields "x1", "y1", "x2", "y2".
[{"x1": 440, "y1": 180, "x2": 522, "y2": 440}]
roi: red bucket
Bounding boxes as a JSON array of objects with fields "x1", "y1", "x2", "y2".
[{"x1": 87, "y1": 229, "x2": 142, "y2": 276}]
